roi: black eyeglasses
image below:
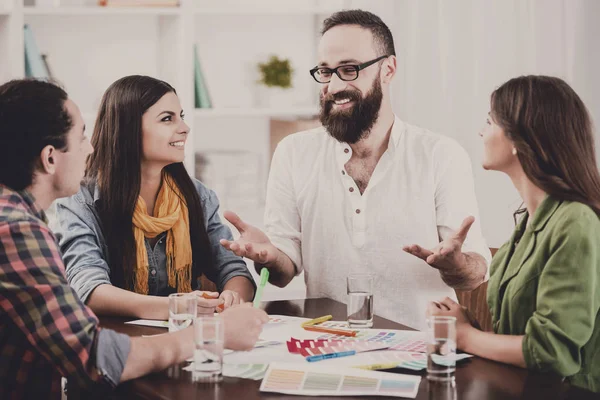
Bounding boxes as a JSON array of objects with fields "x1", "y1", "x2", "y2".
[{"x1": 309, "y1": 55, "x2": 389, "y2": 84}]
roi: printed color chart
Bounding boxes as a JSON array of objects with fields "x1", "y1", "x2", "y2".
[
  {"x1": 317, "y1": 327, "x2": 428, "y2": 353},
  {"x1": 260, "y1": 362, "x2": 421, "y2": 398}
]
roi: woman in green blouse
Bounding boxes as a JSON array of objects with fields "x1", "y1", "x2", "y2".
[{"x1": 428, "y1": 75, "x2": 600, "y2": 392}]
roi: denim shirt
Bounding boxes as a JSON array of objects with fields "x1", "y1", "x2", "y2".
[{"x1": 50, "y1": 179, "x2": 256, "y2": 302}]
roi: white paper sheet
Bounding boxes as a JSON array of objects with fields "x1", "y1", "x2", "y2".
[{"x1": 125, "y1": 319, "x2": 169, "y2": 328}]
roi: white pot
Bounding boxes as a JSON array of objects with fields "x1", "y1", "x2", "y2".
[{"x1": 255, "y1": 86, "x2": 294, "y2": 108}]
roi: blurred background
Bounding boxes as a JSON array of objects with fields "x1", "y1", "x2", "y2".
[{"x1": 2, "y1": 0, "x2": 598, "y2": 300}]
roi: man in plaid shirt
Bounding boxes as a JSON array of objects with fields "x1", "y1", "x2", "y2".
[{"x1": 0, "y1": 79, "x2": 268, "y2": 399}]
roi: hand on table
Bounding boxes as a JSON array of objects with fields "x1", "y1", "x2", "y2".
[
  {"x1": 219, "y1": 289, "x2": 243, "y2": 310},
  {"x1": 222, "y1": 303, "x2": 269, "y2": 351},
  {"x1": 427, "y1": 296, "x2": 480, "y2": 349},
  {"x1": 190, "y1": 291, "x2": 224, "y2": 315}
]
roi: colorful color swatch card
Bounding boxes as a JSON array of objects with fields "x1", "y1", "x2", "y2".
[
  {"x1": 299, "y1": 341, "x2": 390, "y2": 358},
  {"x1": 287, "y1": 337, "x2": 390, "y2": 358},
  {"x1": 388, "y1": 339, "x2": 427, "y2": 353},
  {"x1": 260, "y1": 362, "x2": 421, "y2": 398},
  {"x1": 317, "y1": 327, "x2": 428, "y2": 352},
  {"x1": 287, "y1": 338, "x2": 344, "y2": 354}
]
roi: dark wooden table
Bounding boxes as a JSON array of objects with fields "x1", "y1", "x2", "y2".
[{"x1": 95, "y1": 298, "x2": 596, "y2": 400}]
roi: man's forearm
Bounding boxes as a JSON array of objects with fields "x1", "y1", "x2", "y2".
[
  {"x1": 440, "y1": 252, "x2": 487, "y2": 291},
  {"x1": 223, "y1": 276, "x2": 255, "y2": 301},
  {"x1": 120, "y1": 326, "x2": 194, "y2": 382},
  {"x1": 265, "y1": 249, "x2": 296, "y2": 288}
]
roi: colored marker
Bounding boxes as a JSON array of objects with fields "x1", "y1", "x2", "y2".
[
  {"x1": 253, "y1": 268, "x2": 270, "y2": 308},
  {"x1": 306, "y1": 350, "x2": 356, "y2": 362},
  {"x1": 355, "y1": 362, "x2": 400, "y2": 370},
  {"x1": 301, "y1": 314, "x2": 333, "y2": 327},
  {"x1": 303, "y1": 325, "x2": 357, "y2": 337}
]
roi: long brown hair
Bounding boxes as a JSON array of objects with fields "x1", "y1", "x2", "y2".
[
  {"x1": 86, "y1": 75, "x2": 213, "y2": 291},
  {"x1": 491, "y1": 75, "x2": 600, "y2": 217}
]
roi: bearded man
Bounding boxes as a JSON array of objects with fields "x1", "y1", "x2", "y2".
[{"x1": 221, "y1": 10, "x2": 491, "y2": 330}]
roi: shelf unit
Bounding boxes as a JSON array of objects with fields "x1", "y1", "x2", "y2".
[
  {"x1": 23, "y1": 5, "x2": 183, "y2": 15},
  {"x1": 1, "y1": 0, "x2": 352, "y2": 169},
  {"x1": 194, "y1": 106, "x2": 318, "y2": 118},
  {"x1": 193, "y1": 5, "x2": 345, "y2": 15}
]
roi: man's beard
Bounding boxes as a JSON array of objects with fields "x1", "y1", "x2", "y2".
[{"x1": 319, "y1": 78, "x2": 383, "y2": 144}]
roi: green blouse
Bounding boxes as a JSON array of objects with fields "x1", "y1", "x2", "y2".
[{"x1": 487, "y1": 196, "x2": 600, "y2": 392}]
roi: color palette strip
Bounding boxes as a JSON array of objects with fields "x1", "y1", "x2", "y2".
[
  {"x1": 304, "y1": 372, "x2": 341, "y2": 391},
  {"x1": 317, "y1": 328, "x2": 429, "y2": 353},
  {"x1": 340, "y1": 375, "x2": 378, "y2": 391},
  {"x1": 286, "y1": 338, "x2": 344, "y2": 354},
  {"x1": 260, "y1": 362, "x2": 421, "y2": 398},
  {"x1": 262, "y1": 368, "x2": 305, "y2": 391},
  {"x1": 300, "y1": 341, "x2": 389, "y2": 357},
  {"x1": 389, "y1": 339, "x2": 427, "y2": 353}
]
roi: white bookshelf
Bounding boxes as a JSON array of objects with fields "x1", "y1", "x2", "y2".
[
  {"x1": 195, "y1": 106, "x2": 318, "y2": 118},
  {"x1": 0, "y1": 0, "x2": 362, "y2": 300},
  {"x1": 194, "y1": 5, "x2": 345, "y2": 15},
  {"x1": 23, "y1": 5, "x2": 182, "y2": 15}
]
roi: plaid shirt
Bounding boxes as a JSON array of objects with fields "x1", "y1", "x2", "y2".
[{"x1": 0, "y1": 186, "x2": 130, "y2": 399}]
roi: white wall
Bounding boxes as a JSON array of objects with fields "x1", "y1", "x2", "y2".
[{"x1": 383, "y1": 0, "x2": 600, "y2": 247}]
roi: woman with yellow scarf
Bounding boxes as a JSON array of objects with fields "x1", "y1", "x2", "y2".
[{"x1": 52, "y1": 76, "x2": 256, "y2": 319}]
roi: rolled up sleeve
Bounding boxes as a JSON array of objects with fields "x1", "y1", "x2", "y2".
[
  {"x1": 201, "y1": 185, "x2": 256, "y2": 294},
  {"x1": 52, "y1": 197, "x2": 112, "y2": 303},
  {"x1": 433, "y1": 139, "x2": 492, "y2": 279},
  {"x1": 264, "y1": 137, "x2": 303, "y2": 273},
  {"x1": 95, "y1": 328, "x2": 130, "y2": 387},
  {"x1": 522, "y1": 215, "x2": 600, "y2": 376}
]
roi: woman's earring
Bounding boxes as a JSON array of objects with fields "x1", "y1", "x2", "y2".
[{"x1": 512, "y1": 148, "x2": 518, "y2": 156}]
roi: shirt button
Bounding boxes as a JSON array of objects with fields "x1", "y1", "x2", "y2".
[
  {"x1": 344, "y1": 148, "x2": 349, "y2": 154},
  {"x1": 349, "y1": 187, "x2": 354, "y2": 192},
  {"x1": 151, "y1": 269, "x2": 157, "y2": 276},
  {"x1": 342, "y1": 170, "x2": 346, "y2": 175},
  {"x1": 355, "y1": 209, "x2": 361, "y2": 214}
]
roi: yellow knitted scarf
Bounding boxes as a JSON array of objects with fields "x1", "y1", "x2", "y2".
[{"x1": 131, "y1": 174, "x2": 192, "y2": 294}]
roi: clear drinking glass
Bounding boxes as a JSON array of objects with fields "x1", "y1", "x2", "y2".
[
  {"x1": 193, "y1": 316, "x2": 224, "y2": 383},
  {"x1": 346, "y1": 273, "x2": 374, "y2": 328},
  {"x1": 426, "y1": 316, "x2": 457, "y2": 382},
  {"x1": 168, "y1": 293, "x2": 197, "y2": 333},
  {"x1": 427, "y1": 379, "x2": 457, "y2": 400}
]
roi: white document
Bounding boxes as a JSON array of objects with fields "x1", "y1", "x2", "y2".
[{"x1": 125, "y1": 319, "x2": 169, "y2": 328}]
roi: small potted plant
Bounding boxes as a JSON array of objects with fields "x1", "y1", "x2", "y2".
[{"x1": 256, "y1": 55, "x2": 294, "y2": 107}]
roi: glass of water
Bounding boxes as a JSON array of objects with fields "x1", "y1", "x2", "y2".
[
  {"x1": 426, "y1": 316, "x2": 457, "y2": 382},
  {"x1": 168, "y1": 293, "x2": 197, "y2": 333},
  {"x1": 346, "y1": 273, "x2": 374, "y2": 328},
  {"x1": 193, "y1": 316, "x2": 224, "y2": 383}
]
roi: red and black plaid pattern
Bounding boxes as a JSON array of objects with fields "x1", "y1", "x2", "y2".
[{"x1": 1, "y1": 186, "x2": 105, "y2": 399}]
